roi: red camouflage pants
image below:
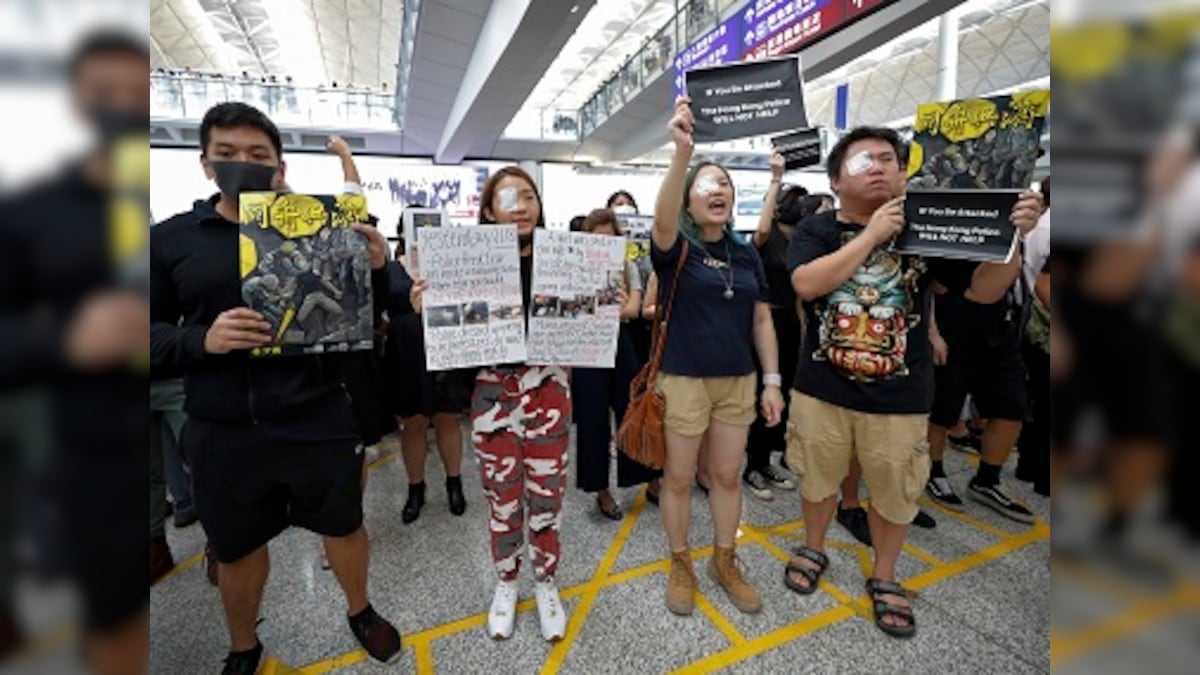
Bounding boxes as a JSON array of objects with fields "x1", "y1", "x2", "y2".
[{"x1": 471, "y1": 365, "x2": 571, "y2": 582}]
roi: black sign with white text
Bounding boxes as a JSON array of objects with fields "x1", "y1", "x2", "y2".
[
  {"x1": 893, "y1": 190, "x2": 1021, "y2": 263},
  {"x1": 687, "y1": 56, "x2": 808, "y2": 143},
  {"x1": 771, "y1": 127, "x2": 822, "y2": 169}
]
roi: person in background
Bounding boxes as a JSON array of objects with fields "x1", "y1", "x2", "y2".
[
  {"x1": 384, "y1": 209, "x2": 469, "y2": 524},
  {"x1": 410, "y1": 166, "x2": 570, "y2": 642},
  {"x1": 743, "y1": 154, "x2": 805, "y2": 501},
  {"x1": 607, "y1": 190, "x2": 638, "y2": 213},
  {"x1": 650, "y1": 97, "x2": 784, "y2": 618},
  {"x1": 150, "y1": 102, "x2": 403, "y2": 672},
  {"x1": 1016, "y1": 177, "x2": 1050, "y2": 495},
  {"x1": 0, "y1": 30, "x2": 151, "y2": 675},
  {"x1": 572, "y1": 208, "x2": 658, "y2": 520}
]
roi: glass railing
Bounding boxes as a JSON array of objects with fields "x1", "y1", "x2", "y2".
[
  {"x1": 150, "y1": 74, "x2": 398, "y2": 129},
  {"x1": 579, "y1": 0, "x2": 737, "y2": 137}
]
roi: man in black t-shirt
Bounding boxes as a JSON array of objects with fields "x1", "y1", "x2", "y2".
[{"x1": 782, "y1": 127, "x2": 1043, "y2": 638}]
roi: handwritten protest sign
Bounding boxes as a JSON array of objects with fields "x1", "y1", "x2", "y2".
[
  {"x1": 526, "y1": 230, "x2": 627, "y2": 368},
  {"x1": 419, "y1": 225, "x2": 527, "y2": 370},
  {"x1": 687, "y1": 56, "x2": 807, "y2": 143},
  {"x1": 893, "y1": 190, "x2": 1021, "y2": 263}
]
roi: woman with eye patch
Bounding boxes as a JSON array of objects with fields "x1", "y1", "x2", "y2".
[
  {"x1": 650, "y1": 96, "x2": 785, "y2": 618},
  {"x1": 409, "y1": 167, "x2": 570, "y2": 643}
]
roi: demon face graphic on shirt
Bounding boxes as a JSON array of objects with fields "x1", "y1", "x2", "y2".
[{"x1": 814, "y1": 234, "x2": 926, "y2": 382}]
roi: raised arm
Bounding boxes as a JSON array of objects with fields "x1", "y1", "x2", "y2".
[
  {"x1": 754, "y1": 153, "x2": 786, "y2": 248},
  {"x1": 328, "y1": 135, "x2": 362, "y2": 188},
  {"x1": 965, "y1": 190, "x2": 1043, "y2": 304},
  {"x1": 653, "y1": 96, "x2": 695, "y2": 252}
]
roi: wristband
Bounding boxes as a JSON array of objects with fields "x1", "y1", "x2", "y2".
[{"x1": 763, "y1": 373, "x2": 782, "y2": 388}]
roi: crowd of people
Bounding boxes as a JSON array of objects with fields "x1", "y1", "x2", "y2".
[{"x1": 145, "y1": 85, "x2": 1056, "y2": 673}]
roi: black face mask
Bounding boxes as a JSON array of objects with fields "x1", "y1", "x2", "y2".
[
  {"x1": 210, "y1": 161, "x2": 278, "y2": 201},
  {"x1": 88, "y1": 106, "x2": 146, "y2": 146}
]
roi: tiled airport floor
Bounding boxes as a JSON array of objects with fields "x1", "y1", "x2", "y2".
[{"x1": 151, "y1": 429, "x2": 1053, "y2": 674}]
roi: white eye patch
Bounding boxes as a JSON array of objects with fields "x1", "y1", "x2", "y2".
[
  {"x1": 846, "y1": 151, "x2": 874, "y2": 176},
  {"x1": 695, "y1": 175, "x2": 720, "y2": 196},
  {"x1": 497, "y1": 187, "x2": 520, "y2": 213}
]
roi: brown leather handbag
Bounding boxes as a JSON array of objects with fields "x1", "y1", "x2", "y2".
[{"x1": 618, "y1": 239, "x2": 689, "y2": 470}]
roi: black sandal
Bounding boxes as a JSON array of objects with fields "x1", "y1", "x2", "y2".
[
  {"x1": 784, "y1": 545, "x2": 829, "y2": 595},
  {"x1": 865, "y1": 578, "x2": 917, "y2": 639}
]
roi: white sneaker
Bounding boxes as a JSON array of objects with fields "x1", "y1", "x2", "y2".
[
  {"x1": 487, "y1": 579, "x2": 519, "y2": 640},
  {"x1": 534, "y1": 579, "x2": 567, "y2": 642}
]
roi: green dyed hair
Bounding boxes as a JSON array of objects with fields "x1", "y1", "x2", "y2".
[{"x1": 679, "y1": 161, "x2": 748, "y2": 247}]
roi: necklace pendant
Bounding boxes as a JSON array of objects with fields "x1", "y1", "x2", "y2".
[{"x1": 723, "y1": 288, "x2": 734, "y2": 300}]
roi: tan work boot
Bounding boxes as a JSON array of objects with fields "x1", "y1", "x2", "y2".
[
  {"x1": 666, "y1": 550, "x2": 698, "y2": 616},
  {"x1": 709, "y1": 545, "x2": 763, "y2": 613}
]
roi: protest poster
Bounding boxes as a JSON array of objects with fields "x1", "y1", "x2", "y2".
[
  {"x1": 616, "y1": 213, "x2": 654, "y2": 285},
  {"x1": 419, "y1": 225, "x2": 526, "y2": 371},
  {"x1": 401, "y1": 207, "x2": 447, "y2": 275},
  {"x1": 906, "y1": 91, "x2": 1050, "y2": 191},
  {"x1": 238, "y1": 192, "x2": 374, "y2": 357},
  {"x1": 892, "y1": 189, "x2": 1021, "y2": 263},
  {"x1": 686, "y1": 56, "x2": 808, "y2": 143},
  {"x1": 526, "y1": 230, "x2": 627, "y2": 368},
  {"x1": 771, "y1": 127, "x2": 823, "y2": 169}
]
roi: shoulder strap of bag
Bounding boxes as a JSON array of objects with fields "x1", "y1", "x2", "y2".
[{"x1": 647, "y1": 239, "x2": 689, "y2": 378}]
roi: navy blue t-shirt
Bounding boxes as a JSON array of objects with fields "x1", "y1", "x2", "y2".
[
  {"x1": 786, "y1": 211, "x2": 934, "y2": 414},
  {"x1": 652, "y1": 233, "x2": 769, "y2": 377}
]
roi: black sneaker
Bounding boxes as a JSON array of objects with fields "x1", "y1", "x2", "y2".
[
  {"x1": 949, "y1": 431, "x2": 982, "y2": 455},
  {"x1": 911, "y1": 510, "x2": 936, "y2": 529},
  {"x1": 221, "y1": 641, "x2": 263, "y2": 675},
  {"x1": 761, "y1": 464, "x2": 796, "y2": 490},
  {"x1": 967, "y1": 482, "x2": 1035, "y2": 524},
  {"x1": 742, "y1": 470, "x2": 774, "y2": 501},
  {"x1": 925, "y1": 477, "x2": 965, "y2": 512},
  {"x1": 348, "y1": 604, "x2": 403, "y2": 664},
  {"x1": 836, "y1": 504, "x2": 872, "y2": 546}
]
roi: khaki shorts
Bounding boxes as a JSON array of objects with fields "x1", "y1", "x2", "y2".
[
  {"x1": 656, "y1": 373, "x2": 757, "y2": 437},
  {"x1": 785, "y1": 391, "x2": 930, "y2": 525}
]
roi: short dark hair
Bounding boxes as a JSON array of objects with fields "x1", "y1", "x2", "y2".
[
  {"x1": 69, "y1": 29, "x2": 149, "y2": 82},
  {"x1": 200, "y1": 102, "x2": 283, "y2": 159},
  {"x1": 825, "y1": 126, "x2": 903, "y2": 181},
  {"x1": 583, "y1": 208, "x2": 623, "y2": 235},
  {"x1": 606, "y1": 190, "x2": 638, "y2": 210}
]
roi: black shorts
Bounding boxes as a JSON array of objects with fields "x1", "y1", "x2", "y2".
[
  {"x1": 186, "y1": 398, "x2": 365, "y2": 564},
  {"x1": 930, "y1": 334, "x2": 1028, "y2": 428}
]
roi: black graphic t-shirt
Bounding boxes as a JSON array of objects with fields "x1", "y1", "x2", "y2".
[{"x1": 786, "y1": 211, "x2": 935, "y2": 414}]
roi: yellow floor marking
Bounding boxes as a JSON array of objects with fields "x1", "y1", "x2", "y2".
[
  {"x1": 1051, "y1": 584, "x2": 1200, "y2": 666},
  {"x1": 671, "y1": 527, "x2": 1049, "y2": 673},
  {"x1": 260, "y1": 656, "x2": 303, "y2": 674},
  {"x1": 671, "y1": 604, "x2": 857, "y2": 674},
  {"x1": 694, "y1": 593, "x2": 748, "y2": 646},
  {"x1": 902, "y1": 542, "x2": 946, "y2": 567},
  {"x1": 154, "y1": 549, "x2": 205, "y2": 585},
  {"x1": 296, "y1": 491, "x2": 1049, "y2": 673},
  {"x1": 413, "y1": 640, "x2": 435, "y2": 674},
  {"x1": 538, "y1": 492, "x2": 646, "y2": 675}
]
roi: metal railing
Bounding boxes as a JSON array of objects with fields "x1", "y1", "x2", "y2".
[
  {"x1": 150, "y1": 73, "x2": 397, "y2": 128},
  {"x1": 579, "y1": 0, "x2": 742, "y2": 137}
]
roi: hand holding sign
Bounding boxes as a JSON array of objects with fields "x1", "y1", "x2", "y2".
[
  {"x1": 769, "y1": 152, "x2": 785, "y2": 180},
  {"x1": 668, "y1": 96, "x2": 695, "y2": 149},
  {"x1": 410, "y1": 278, "x2": 427, "y2": 314},
  {"x1": 1011, "y1": 190, "x2": 1044, "y2": 236},
  {"x1": 866, "y1": 196, "x2": 905, "y2": 246}
]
